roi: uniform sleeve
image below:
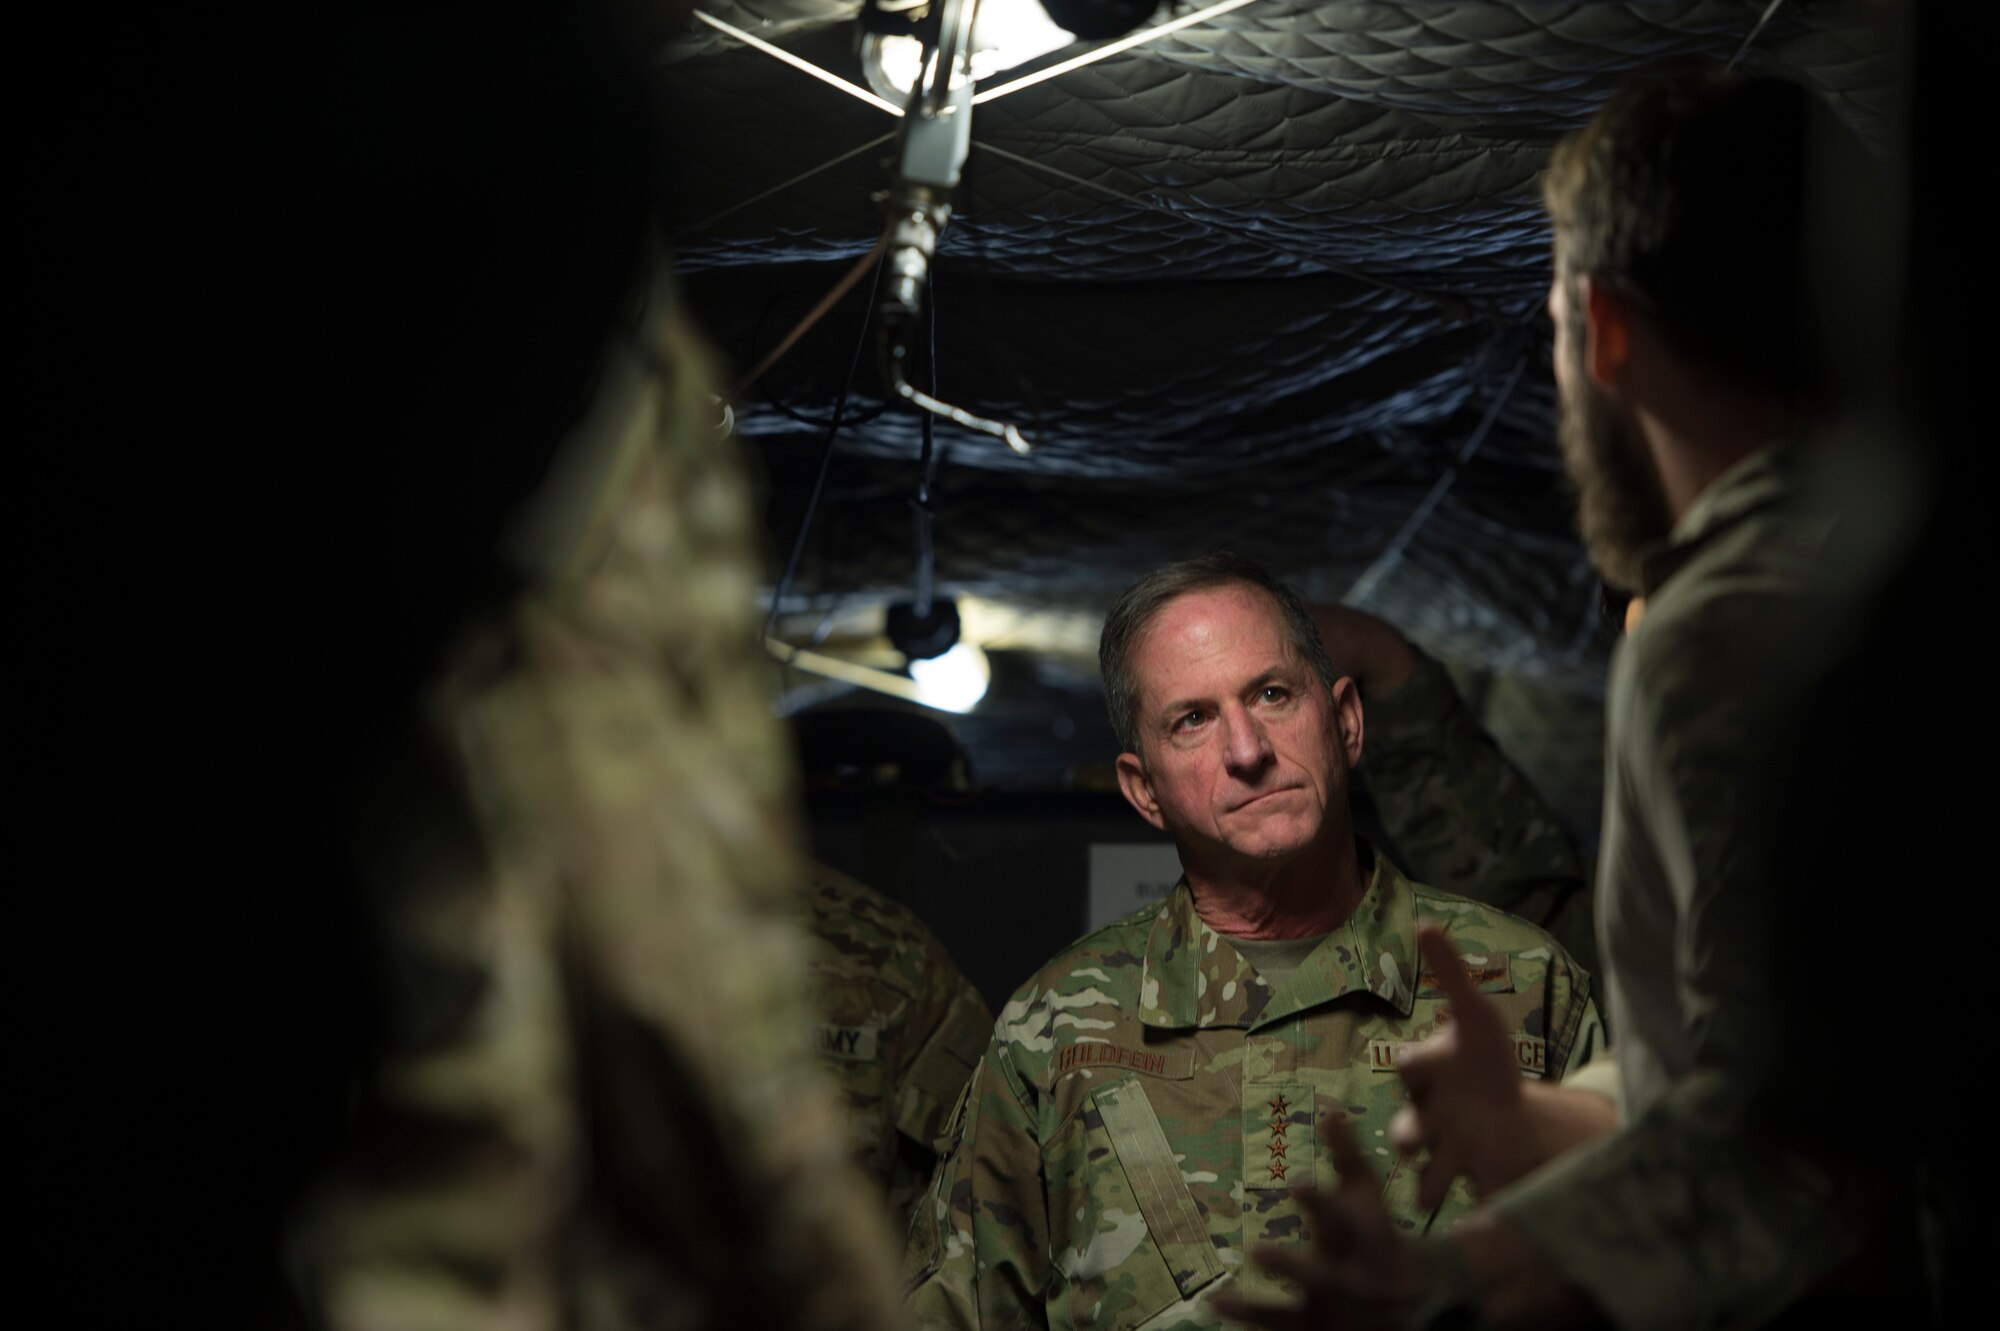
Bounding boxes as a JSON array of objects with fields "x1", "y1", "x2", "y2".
[
  {"x1": 1491, "y1": 611, "x2": 1866, "y2": 1330},
  {"x1": 1532, "y1": 935, "x2": 1598, "y2": 1082},
  {"x1": 886, "y1": 942, "x2": 994, "y2": 1219},
  {"x1": 1562, "y1": 1016, "x2": 1611, "y2": 1083},
  {"x1": 1362, "y1": 650, "x2": 1596, "y2": 974},
  {"x1": 1494, "y1": 1076, "x2": 1863, "y2": 1331},
  {"x1": 295, "y1": 741, "x2": 575, "y2": 1331},
  {"x1": 906, "y1": 1042, "x2": 1051, "y2": 1330},
  {"x1": 298, "y1": 283, "x2": 906, "y2": 1331},
  {"x1": 894, "y1": 947, "x2": 994, "y2": 1159}
]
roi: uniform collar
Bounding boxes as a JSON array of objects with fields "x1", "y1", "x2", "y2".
[
  {"x1": 1639, "y1": 439, "x2": 1798, "y2": 595},
  {"x1": 1138, "y1": 845, "x2": 1420, "y2": 1030}
]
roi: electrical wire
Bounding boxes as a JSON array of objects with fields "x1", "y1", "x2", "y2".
[
  {"x1": 912, "y1": 279, "x2": 940, "y2": 617},
  {"x1": 692, "y1": 12, "x2": 905, "y2": 116},
  {"x1": 968, "y1": 140, "x2": 1488, "y2": 325},
  {"x1": 764, "y1": 244, "x2": 889, "y2": 642},
  {"x1": 1343, "y1": 347, "x2": 1530, "y2": 608},
  {"x1": 675, "y1": 132, "x2": 897, "y2": 242},
  {"x1": 726, "y1": 230, "x2": 889, "y2": 405},
  {"x1": 971, "y1": 0, "x2": 1259, "y2": 105},
  {"x1": 1726, "y1": 0, "x2": 1788, "y2": 72}
]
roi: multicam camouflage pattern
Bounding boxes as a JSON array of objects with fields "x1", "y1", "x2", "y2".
[
  {"x1": 803, "y1": 862, "x2": 993, "y2": 1218},
  {"x1": 906, "y1": 851, "x2": 1597, "y2": 1330},
  {"x1": 1493, "y1": 442, "x2": 1867, "y2": 1329},
  {"x1": 1361, "y1": 651, "x2": 1598, "y2": 976},
  {"x1": 296, "y1": 268, "x2": 903, "y2": 1331}
]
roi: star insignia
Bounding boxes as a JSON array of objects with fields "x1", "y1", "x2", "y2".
[
  {"x1": 1268, "y1": 1094, "x2": 1291, "y2": 1116},
  {"x1": 1268, "y1": 1139, "x2": 1289, "y2": 1159},
  {"x1": 1268, "y1": 1118, "x2": 1288, "y2": 1136},
  {"x1": 1268, "y1": 1161, "x2": 1288, "y2": 1183}
]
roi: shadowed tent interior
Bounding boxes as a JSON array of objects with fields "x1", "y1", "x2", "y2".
[
  {"x1": 657, "y1": 1, "x2": 1894, "y2": 992},
  {"x1": 42, "y1": 5, "x2": 1969, "y2": 1325}
]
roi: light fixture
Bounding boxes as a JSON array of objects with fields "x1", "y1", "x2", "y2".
[
  {"x1": 909, "y1": 642, "x2": 992, "y2": 712},
  {"x1": 886, "y1": 596, "x2": 991, "y2": 712},
  {"x1": 861, "y1": 0, "x2": 1079, "y2": 103},
  {"x1": 885, "y1": 597, "x2": 962, "y2": 660}
]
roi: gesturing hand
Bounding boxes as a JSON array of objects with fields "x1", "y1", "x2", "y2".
[
  {"x1": 1209, "y1": 1112, "x2": 1421, "y2": 1331},
  {"x1": 1389, "y1": 924, "x2": 1545, "y2": 1210}
]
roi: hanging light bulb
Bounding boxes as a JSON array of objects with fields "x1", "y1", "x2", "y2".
[
  {"x1": 908, "y1": 642, "x2": 991, "y2": 712},
  {"x1": 861, "y1": 0, "x2": 1080, "y2": 102}
]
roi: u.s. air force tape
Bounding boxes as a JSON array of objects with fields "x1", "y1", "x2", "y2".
[{"x1": 1367, "y1": 1036, "x2": 1547, "y2": 1075}]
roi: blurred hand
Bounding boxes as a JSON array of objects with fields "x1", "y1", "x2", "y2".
[
  {"x1": 1209, "y1": 1114, "x2": 1421, "y2": 1331},
  {"x1": 1391, "y1": 926, "x2": 1615, "y2": 1209},
  {"x1": 1309, "y1": 604, "x2": 1418, "y2": 698}
]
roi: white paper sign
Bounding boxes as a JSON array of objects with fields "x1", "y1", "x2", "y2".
[{"x1": 1087, "y1": 842, "x2": 1185, "y2": 932}]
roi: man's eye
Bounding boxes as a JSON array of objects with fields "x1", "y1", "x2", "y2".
[
  {"x1": 1174, "y1": 711, "x2": 1206, "y2": 731},
  {"x1": 1260, "y1": 686, "x2": 1289, "y2": 703}
]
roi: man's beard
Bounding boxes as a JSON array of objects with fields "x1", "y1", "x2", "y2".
[{"x1": 1556, "y1": 333, "x2": 1673, "y2": 592}]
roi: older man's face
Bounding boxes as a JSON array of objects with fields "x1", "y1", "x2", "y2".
[{"x1": 1116, "y1": 584, "x2": 1361, "y2": 873}]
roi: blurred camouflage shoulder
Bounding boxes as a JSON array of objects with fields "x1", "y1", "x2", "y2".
[
  {"x1": 1362, "y1": 649, "x2": 1598, "y2": 976},
  {"x1": 801, "y1": 861, "x2": 991, "y2": 1216},
  {"x1": 295, "y1": 266, "x2": 904, "y2": 1331}
]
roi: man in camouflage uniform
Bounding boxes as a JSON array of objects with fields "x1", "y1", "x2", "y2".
[
  {"x1": 905, "y1": 554, "x2": 1599, "y2": 1330},
  {"x1": 296, "y1": 266, "x2": 905, "y2": 1331},
  {"x1": 804, "y1": 861, "x2": 993, "y2": 1218}
]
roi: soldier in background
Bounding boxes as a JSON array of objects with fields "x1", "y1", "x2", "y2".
[
  {"x1": 803, "y1": 861, "x2": 992, "y2": 1220},
  {"x1": 906, "y1": 554, "x2": 1599, "y2": 1329},
  {"x1": 1312, "y1": 604, "x2": 1597, "y2": 977}
]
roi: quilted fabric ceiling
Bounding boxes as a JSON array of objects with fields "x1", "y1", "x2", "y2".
[{"x1": 657, "y1": 2, "x2": 1891, "y2": 751}]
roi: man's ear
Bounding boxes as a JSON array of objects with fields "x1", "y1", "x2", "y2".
[
  {"x1": 1330, "y1": 676, "x2": 1364, "y2": 770},
  {"x1": 1115, "y1": 751, "x2": 1167, "y2": 832},
  {"x1": 1581, "y1": 275, "x2": 1634, "y2": 393}
]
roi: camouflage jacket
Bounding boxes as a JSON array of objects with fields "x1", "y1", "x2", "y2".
[
  {"x1": 295, "y1": 268, "x2": 904, "y2": 1331},
  {"x1": 906, "y1": 851, "x2": 1598, "y2": 1330},
  {"x1": 1362, "y1": 651, "x2": 1597, "y2": 977},
  {"x1": 804, "y1": 863, "x2": 993, "y2": 1218}
]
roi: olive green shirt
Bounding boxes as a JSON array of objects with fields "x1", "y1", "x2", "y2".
[{"x1": 1495, "y1": 442, "x2": 1866, "y2": 1329}]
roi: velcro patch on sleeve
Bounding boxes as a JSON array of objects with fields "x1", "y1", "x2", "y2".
[
  {"x1": 1368, "y1": 1034, "x2": 1546, "y2": 1076},
  {"x1": 817, "y1": 1023, "x2": 881, "y2": 1062}
]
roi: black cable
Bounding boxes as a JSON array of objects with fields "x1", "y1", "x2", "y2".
[
  {"x1": 764, "y1": 249, "x2": 888, "y2": 641},
  {"x1": 912, "y1": 281, "x2": 939, "y2": 617},
  {"x1": 747, "y1": 293, "x2": 895, "y2": 430}
]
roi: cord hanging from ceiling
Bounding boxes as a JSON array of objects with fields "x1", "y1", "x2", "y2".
[{"x1": 764, "y1": 241, "x2": 889, "y2": 642}]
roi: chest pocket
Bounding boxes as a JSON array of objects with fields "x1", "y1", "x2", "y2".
[
  {"x1": 1414, "y1": 957, "x2": 1562, "y2": 1078},
  {"x1": 1045, "y1": 1078, "x2": 1224, "y2": 1329}
]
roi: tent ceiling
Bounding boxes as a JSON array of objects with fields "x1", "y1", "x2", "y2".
[{"x1": 656, "y1": 1, "x2": 1891, "y2": 802}]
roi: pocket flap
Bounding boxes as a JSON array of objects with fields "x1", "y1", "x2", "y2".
[{"x1": 1094, "y1": 1079, "x2": 1225, "y2": 1299}]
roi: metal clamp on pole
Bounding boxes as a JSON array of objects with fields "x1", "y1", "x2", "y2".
[{"x1": 872, "y1": 0, "x2": 1035, "y2": 456}]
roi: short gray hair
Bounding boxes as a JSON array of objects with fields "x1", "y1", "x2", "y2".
[{"x1": 1098, "y1": 553, "x2": 1335, "y2": 755}]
